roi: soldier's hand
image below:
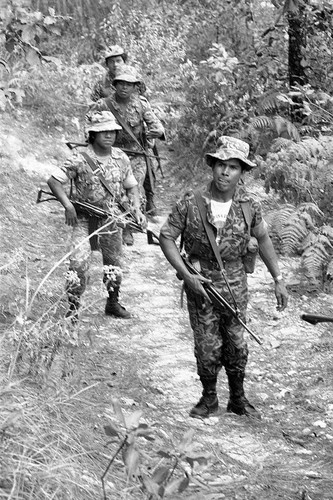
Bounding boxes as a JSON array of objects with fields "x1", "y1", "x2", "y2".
[
  {"x1": 146, "y1": 129, "x2": 162, "y2": 139},
  {"x1": 133, "y1": 209, "x2": 147, "y2": 228},
  {"x1": 183, "y1": 274, "x2": 212, "y2": 302},
  {"x1": 275, "y1": 281, "x2": 288, "y2": 312},
  {"x1": 65, "y1": 203, "x2": 78, "y2": 226}
]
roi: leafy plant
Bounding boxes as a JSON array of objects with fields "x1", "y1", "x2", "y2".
[{"x1": 102, "y1": 399, "x2": 209, "y2": 499}]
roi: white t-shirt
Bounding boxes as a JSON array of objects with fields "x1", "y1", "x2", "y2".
[{"x1": 210, "y1": 199, "x2": 232, "y2": 244}]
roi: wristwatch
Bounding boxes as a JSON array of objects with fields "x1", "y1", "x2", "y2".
[{"x1": 273, "y1": 274, "x2": 284, "y2": 283}]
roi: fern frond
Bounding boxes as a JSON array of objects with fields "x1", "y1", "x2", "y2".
[
  {"x1": 298, "y1": 202, "x2": 324, "y2": 219},
  {"x1": 302, "y1": 238, "x2": 330, "y2": 279},
  {"x1": 280, "y1": 213, "x2": 308, "y2": 255},
  {"x1": 271, "y1": 137, "x2": 295, "y2": 152},
  {"x1": 250, "y1": 115, "x2": 274, "y2": 131},
  {"x1": 321, "y1": 225, "x2": 333, "y2": 243}
]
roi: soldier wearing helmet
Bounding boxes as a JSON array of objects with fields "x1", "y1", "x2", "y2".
[
  {"x1": 47, "y1": 110, "x2": 145, "y2": 321},
  {"x1": 89, "y1": 65, "x2": 165, "y2": 245},
  {"x1": 90, "y1": 45, "x2": 128, "y2": 102}
]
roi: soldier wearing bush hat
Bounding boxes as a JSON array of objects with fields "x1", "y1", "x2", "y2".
[
  {"x1": 47, "y1": 110, "x2": 145, "y2": 321},
  {"x1": 159, "y1": 135, "x2": 288, "y2": 421},
  {"x1": 91, "y1": 45, "x2": 128, "y2": 102},
  {"x1": 205, "y1": 136, "x2": 256, "y2": 171},
  {"x1": 90, "y1": 65, "x2": 165, "y2": 244}
]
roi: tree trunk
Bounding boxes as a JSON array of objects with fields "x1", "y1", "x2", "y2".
[{"x1": 288, "y1": 4, "x2": 307, "y2": 122}]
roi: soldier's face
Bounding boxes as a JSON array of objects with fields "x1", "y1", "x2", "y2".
[
  {"x1": 94, "y1": 130, "x2": 117, "y2": 149},
  {"x1": 115, "y1": 80, "x2": 136, "y2": 99},
  {"x1": 106, "y1": 55, "x2": 124, "y2": 73},
  {"x1": 212, "y1": 159, "x2": 243, "y2": 194}
]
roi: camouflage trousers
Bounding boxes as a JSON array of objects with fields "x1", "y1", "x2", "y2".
[
  {"x1": 130, "y1": 155, "x2": 156, "y2": 198},
  {"x1": 65, "y1": 216, "x2": 123, "y2": 303},
  {"x1": 186, "y1": 259, "x2": 249, "y2": 380}
]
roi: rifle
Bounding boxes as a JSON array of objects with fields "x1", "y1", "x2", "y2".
[
  {"x1": 301, "y1": 313, "x2": 333, "y2": 325},
  {"x1": 36, "y1": 188, "x2": 159, "y2": 245},
  {"x1": 182, "y1": 257, "x2": 263, "y2": 346},
  {"x1": 65, "y1": 141, "x2": 166, "y2": 162}
]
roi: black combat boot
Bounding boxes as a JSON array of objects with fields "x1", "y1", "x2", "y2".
[
  {"x1": 145, "y1": 192, "x2": 157, "y2": 216},
  {"x1": 105, "y1": 286, "x2": 131, "y2": 319},
  {"x1": 226, "y1": 371, "x2": 261, "y2": 420},
  {"x1": 189, "y1": 377, "x2": 219, "y2": 419}
]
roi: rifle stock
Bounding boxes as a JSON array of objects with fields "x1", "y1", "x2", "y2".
[
  {"x1": 182, "y1": 258, "x2": 263, "y2": 346},
  {"x1": 301, "y1": 313, "x2": 333, "y2": 325}
]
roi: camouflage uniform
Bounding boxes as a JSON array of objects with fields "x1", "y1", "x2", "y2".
[
  {"x1": 160, "y1": 182, "x2": 267, "y2": 381},
  {"x1": 90, "y1": 91, "x2": 164, "y2": 195},
  {"x1": 52, "y1": 145, "x2": 137, "y2": 304},
  {"x1": 91, "y1": 73, "x2": 147, "y2": 102}
]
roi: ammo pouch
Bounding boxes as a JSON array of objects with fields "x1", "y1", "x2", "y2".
[{"x1": 242, "y1": 247, "x2": 258, "y2": 274}]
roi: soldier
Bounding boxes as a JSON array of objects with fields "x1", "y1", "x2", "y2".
[
  {"x1": 159, "y1": 136, "x2": 288, "y2": 420},
  {"x1": 90, "y1": 45, "x2": 127, "y2": 102},
  {"x1": 89, "y1": 65, "x2": 165, "y2": 244},
  {"x1": 47, "y1": 111, "x2": 146, "y2": 320}
]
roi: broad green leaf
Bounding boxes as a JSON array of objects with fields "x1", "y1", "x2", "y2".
[
  {"x1": 21, "y1": 25, "x2": 35, "y2": 43},
  {"x1": 151, "y1": 466, "x2": 170, "y2": 484},
  {"x1": 164, "y1": 476, "x2": 189, "y2": 495},
  {"x1": 185, "y1": 455, "x2": 208, "y2": 467},
  {"x1": 110, "y1": 398, "x2": 126, "y2": 427},
  {"x1": 124, "y1": 409, "x2": 143, "y2": 430},
  {"x1": 141, "y1": 475, "x2": 160, "y2": 495},
  {"x1": 123, "y1": 444, "x2": 140, "y2": 478},
  {"x1": 104, "y1": 423, "x2": 120, "y2": 437},
  {"x1": 25, "y1": 47, "x2": 40, "y2": 66},
  {"x1": 157, "y1": 450, "x2": 172, "y2": 459}
]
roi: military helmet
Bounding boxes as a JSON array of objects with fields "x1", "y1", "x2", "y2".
[{"x1": 85, "y1": 110, "x2": 122, "y2": 133}]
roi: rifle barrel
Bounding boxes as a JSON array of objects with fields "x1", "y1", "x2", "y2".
[
  {"x1": 183, "y1": 258, "x2": 263, "y2": 345},
  {"x1": 301, "y1": 313, "x2": 333, "y2": 325}
]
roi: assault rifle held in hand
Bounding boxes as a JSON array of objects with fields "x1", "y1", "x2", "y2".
[
  {"x1": 182, "y1": 257, "x2": 263, "y2": 346},
  {"x1": 301, "y1": 313, "x2": 333, "y2": 325},
  {"x1": 36, "y1": 188, "x2": 159, "y2": 245}
]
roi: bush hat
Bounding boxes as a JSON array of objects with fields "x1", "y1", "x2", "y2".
[
  {"x1": 113, "y1": 65, "x2": 141, "y2": 85},
  {"x1": 85, "y1": 111, "x2": 122, "y2": 133},
  {"x1": 104, "y1": 45, "x2": 125, "y2": 60},
  {"x1": 205, "y1": 136, "x2": 256, "y2": 171}
]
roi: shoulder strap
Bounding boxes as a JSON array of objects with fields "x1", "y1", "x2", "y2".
[
  {"x1": 104, "y1": 98, "x2": 144, "y2": 151},
  {"x1": 240, "y1": 201, "x2": 252, "y2": 235},
  {"x1": 194, "y1": 190, "x2": 239, "y2": 312},
  {"x1": 194, "y1": 191, "x2": 225, "y2": 271},
  {"x1": 81, "y1": 151, "x2": 114, "y2": 198}
]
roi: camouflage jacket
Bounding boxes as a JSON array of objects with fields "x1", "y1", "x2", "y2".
[
  {"x1": 54, "y1": 146, "x2": 137, "y2": 212},
  {"x1": 89, "y1": 92, "x2": 165, "y2": 151},
  {"x1": 90, "y1": 71, "x2": 147, "y2": 102},
  {"x1": 160, "y1": 182, "x2": 267, "y2": 263}
]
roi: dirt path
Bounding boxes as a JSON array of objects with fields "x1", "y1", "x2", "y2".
[
  {"x1": 67, "y1": 169, "x2": 333, "y2": 499},
  {"x1": 1, "y1": 118, "x2": 333, "y2": 499}
]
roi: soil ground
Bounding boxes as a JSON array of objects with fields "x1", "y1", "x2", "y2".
[{"x1": 1, "y1": 113, "x2": 333, "y2": 500}]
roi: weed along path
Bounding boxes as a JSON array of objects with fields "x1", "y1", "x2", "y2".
[{"x1": 1, "y1": 120, "x2": 333, "y2": 499}]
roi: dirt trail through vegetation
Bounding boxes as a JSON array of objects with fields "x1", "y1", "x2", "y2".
[
  {"x1": 67, "y1": 165, "x2": 333, "y2": 499},
  {"x1": 1, "y1": 121, "x2": 333, "y2": 499}
]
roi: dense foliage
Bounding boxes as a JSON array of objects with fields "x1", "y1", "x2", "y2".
[{"x1": 1, "y1": 0, "x2": 333, "y2": 279}]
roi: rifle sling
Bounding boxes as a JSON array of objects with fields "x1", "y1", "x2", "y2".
[
  {"x1": 104, "y1": 99, "x2": 145, "y2": 152},
  {"x1": 194, "y1": 191, "x2": 239, "y2": 313},
  {"x1": 105, "y1": 98, "x2": 155, "y2": 193},
  {"x1": 81, "y1": 151, "x2": 114, "y2": 199}
]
